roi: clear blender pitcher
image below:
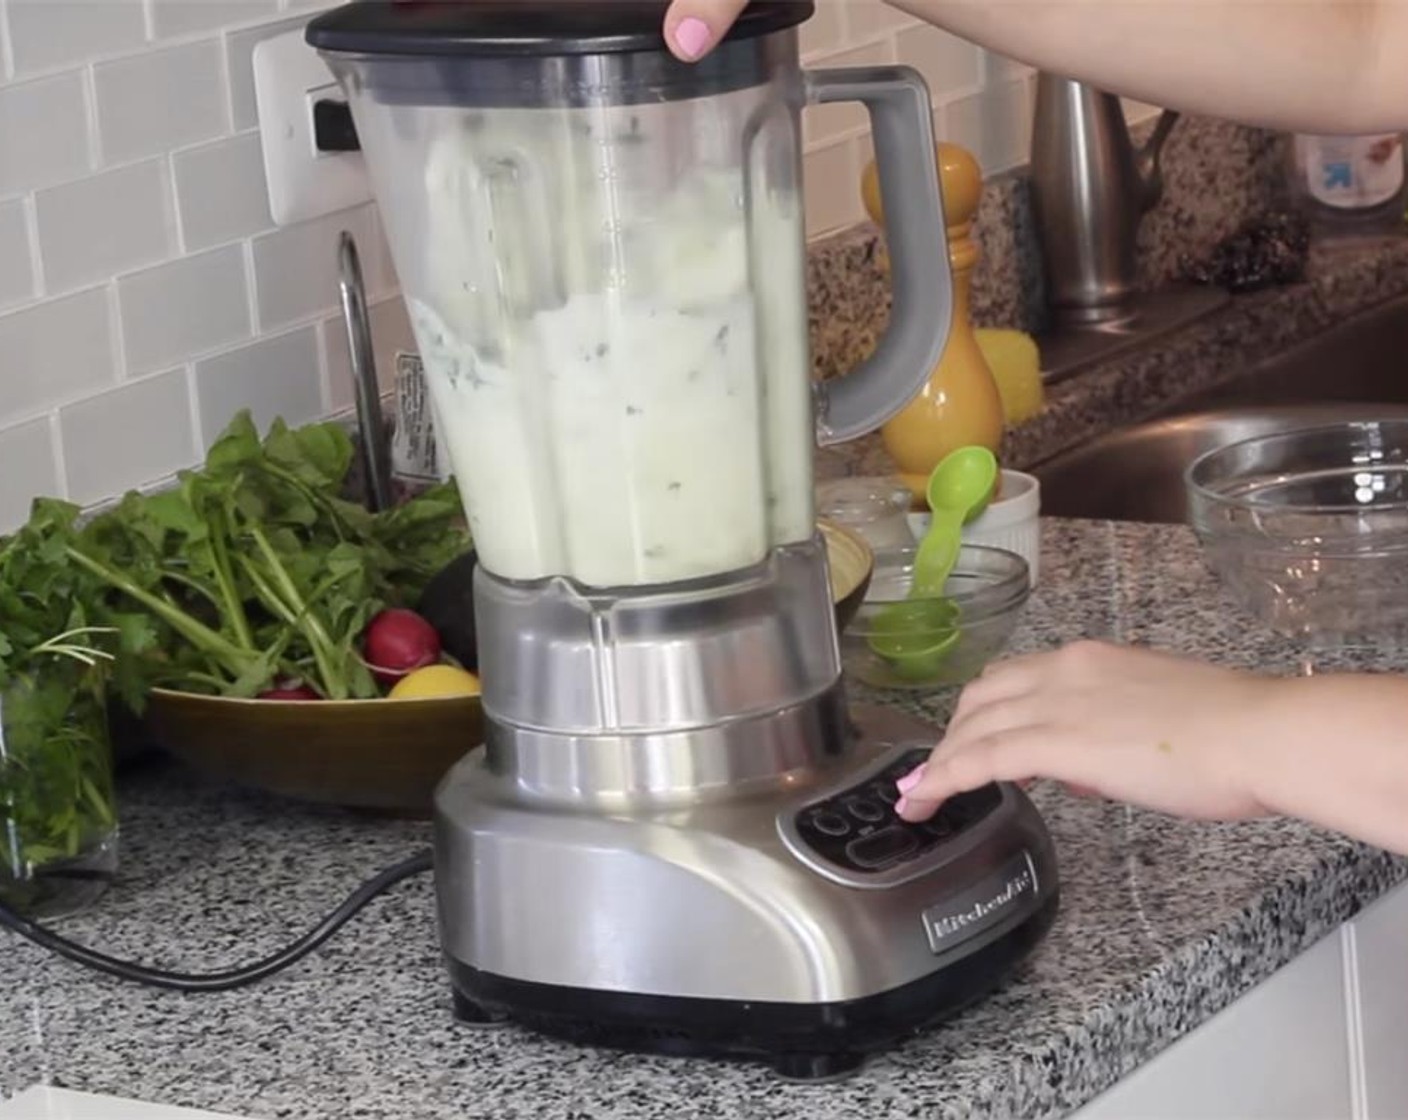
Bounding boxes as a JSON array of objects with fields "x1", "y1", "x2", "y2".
[{"x1": 311, "y1": 1, "x2": 951, "y2": 589}]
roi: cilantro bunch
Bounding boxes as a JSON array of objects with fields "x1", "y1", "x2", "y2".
[
  {"x1": 1, "y1": 410, "x2": 469, "y2": 710},
  {"x1": 0, "y1": 510, "x2": 121, "y2": 889}
]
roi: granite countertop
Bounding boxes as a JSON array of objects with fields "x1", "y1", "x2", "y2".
[
  {"x1": 4, "y1": 518, "x2": 1407, "y2": 1120},
  {"x1": 10, "y1": 179, "x2": 1408, "y2": 1117}
]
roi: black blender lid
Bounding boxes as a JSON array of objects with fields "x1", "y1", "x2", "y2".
[{"x1": 306, "y1": 1, "x2": 814, "y2": 57}]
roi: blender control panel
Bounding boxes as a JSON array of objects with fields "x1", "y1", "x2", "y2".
[{"x1": 785, "y1": 747, "x2": 1004, "y2": 882}]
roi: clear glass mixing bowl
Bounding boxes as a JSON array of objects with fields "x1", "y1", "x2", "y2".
[
  {"x1": 841, "y1": 543, "x2": 1030, "y2": 689},
  {"x1": 1185, "y1": 419, "x2": 1408, "y2": 642}
]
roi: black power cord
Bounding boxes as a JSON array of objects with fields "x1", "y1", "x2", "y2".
[{"x1": 0, "y1": 849, "x2": 432, "y2": 993}]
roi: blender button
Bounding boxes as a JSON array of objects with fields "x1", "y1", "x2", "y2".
[
  {"x1": 873, "y1": 783, "x2": 900, "y2": 805},
  {"x1": 847, "y1": 827, "x2": 919, "y2": 869},
  {"x1": 810, "y1": 811, "x2": 851, "y2": 837},
  {"x1": 845, "y1": 797, "x2": 887, "y2": 823}
]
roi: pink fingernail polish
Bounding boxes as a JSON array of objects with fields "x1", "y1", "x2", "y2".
[
  {"x1": 895, "y1": 764, "x2": 926, "y2": 794},
  {"x1": 895, "y1": 795, "x2": 910, "y2": 816},
  {"x1": 673, "y1": 17, "x2": 711, "y2": 59}
]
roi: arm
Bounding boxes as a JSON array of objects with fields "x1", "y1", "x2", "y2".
[
  {"x1": 664, "y1": 0, "x2": 1408, "y2": 134},
  {"x1": 893, "y1": 642, "x2": 1408, "y2": 857},
  {"x1": 893, "y1": 0, "x2": 1408, "y2": 135}
]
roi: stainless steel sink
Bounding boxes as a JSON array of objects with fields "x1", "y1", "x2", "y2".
[{"x1": 1033, "y1": 295, "x2": 1408, "y2": 523}]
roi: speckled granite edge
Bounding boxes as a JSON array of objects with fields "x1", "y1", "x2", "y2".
[{"x1": 1012, "y1": 842, "x2": 1407, "y2": 1117}]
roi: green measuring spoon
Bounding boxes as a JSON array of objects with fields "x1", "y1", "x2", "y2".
[
  {"x1": 913, "y1": 446, "x2": 1000, "y2": 595},
  {"x1": 866, "y1": 447, "x2": 999, "y2": 679}
]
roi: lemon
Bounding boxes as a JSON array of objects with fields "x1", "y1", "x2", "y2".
[{"x1": 388, "y1": 664, "x2": 481, "y2": 700}]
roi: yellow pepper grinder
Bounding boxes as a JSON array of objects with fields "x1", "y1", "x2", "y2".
[{"x1": 862, "y1": 142, "x2": 1004, "y2": 499}]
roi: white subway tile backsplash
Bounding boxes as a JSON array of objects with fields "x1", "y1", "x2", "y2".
[
  {"x1": 799, "y1": 0, "x2": 843, "y2": 59},
  {"x1": 59, "y1": 369, "x2": 196, "y2": 505},
  {"x1": 982, "y1": 48, "x2": 1033, "y2": 87},
  {"x1": 841, "y1": 0, "x2": 915, "y2": 40},
  {"x1": 5, "y1": 0, "x2": 145, "y2": 77},
  {"x1": 95, "y1": 40, "x2": 228, "y2": 165},
  {"x1": 0, "y1": 7, "x2": 12, "y2": 81},
  {"x1": 803, "y1": 41, "x2": 892, "y2": 148},
  {"x1": 1123, "y1": 98, "x2": 1163, "y2": 125},
  {"x1": 0, "y1": 72, "x2": 91, "y2": 195},
  {"x1": 0, "y1": 288, "x2": 114, "y2": 421},
  {"x1": 251, "y1": 205, "x2": 380, "y2": 331},
  {"x1": 0, "y1": 417, "x2": 59, "y2": 532},
  {"x1": 224, "y1": 14, "x2": 312, "y2": 130},
  {"x1": 173, "y1": 131, "x2": 273, "y2": 250},
  {"x1": 945, "y1": 74, "x2": 1035, "y2": 175},
  {"x1": 117, "y1": 244, "x2": 251, "y2": 374},
  {"x1": 151, "y1": 1, "x2": 278, "y2": 40},
  {"x1": 369, "y1": 210, "x2": 400, "y2": 294},
  {"x1": 321, "y1": 295, "x2": 413, "y2": 413},
  {"x1": 895, "y1": 25, "x2": 981, "y2": 101},
  {"x1": 803, "y1": 139, "x2": 860, "y2": 237},
  {"x1": 194, "y1": 325, "x2": 321, "y2": 446},
  {"x1": 35, "y1": 159, "x2": 175, "y2": 293},
  {"x1": 0, "y1": 200, "x2": 35, "y2": 309}
]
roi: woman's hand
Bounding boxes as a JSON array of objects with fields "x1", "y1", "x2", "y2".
[
  {"x1": 663, "y1": 0, "x2": 748, "y2": 60},
  {"x1": 895, "y1": 641, "x2": 1281, "y2": 823}
]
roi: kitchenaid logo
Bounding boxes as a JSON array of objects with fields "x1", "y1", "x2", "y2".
[{"x1": 922, "y1": 853, "x2": 1038, "y2": 951}]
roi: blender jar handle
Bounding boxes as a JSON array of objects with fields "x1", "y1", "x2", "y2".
[{"x1": 805, "y1": 66, "x2": 952, "y2": 446}]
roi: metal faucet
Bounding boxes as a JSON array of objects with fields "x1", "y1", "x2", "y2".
[
  {"x1": 1029, "y1": 74, "x2": 1229, "y2": 381},
  {"x1": 1030, "y1": 74, "x2": 1180, "y2": 323}
]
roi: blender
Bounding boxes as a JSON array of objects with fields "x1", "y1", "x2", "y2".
[{"x1": 307, "y1": 1, "x2": 1058, "y2": 1080}]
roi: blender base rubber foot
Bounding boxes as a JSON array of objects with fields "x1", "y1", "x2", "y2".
[
  {"x1": 770, "y1": 1052, "x2": 865, "y2": 1082},
  {"x1": 452, "y1": 988, "x2": 510, "y2": 1029}
]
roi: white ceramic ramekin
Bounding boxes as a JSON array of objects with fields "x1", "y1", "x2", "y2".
[{"x1": 907, "y1": 469, "x2": 1042, "y2": 584}]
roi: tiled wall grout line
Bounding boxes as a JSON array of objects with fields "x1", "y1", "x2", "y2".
[
  {"x1": 80, "y1": 63, "x2": 102, "y2": 170},
  {"x1": 0, "y1": 0, "x2": 13, "y2": 80},
  {"x1": 20, "y1": 191, "x2": 43, "y2": 298},
  {"x1": 45, "y1": 411, "x2": 68, "y2": 502},
  {"x1": 106, "y1": 280, "x2": 129, "y2": 383}
]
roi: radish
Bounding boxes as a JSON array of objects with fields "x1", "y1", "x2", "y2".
[
  {"x1": 258, "y1": 684, "x2": 321, "y2": 701},
  {"x1": 363, "y1": 608, "x2": 442, "y2": 685}
]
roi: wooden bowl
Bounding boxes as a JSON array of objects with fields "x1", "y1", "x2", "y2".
[
  {"x1": 142, "y1": 689, "x2": 481, "y2": 815},
  {"x1": 144, "y1": 523, "x2": 873, "y2": 815},
  {"x1": 820, "y1": 518, "x2": 873, "y2": 629}
]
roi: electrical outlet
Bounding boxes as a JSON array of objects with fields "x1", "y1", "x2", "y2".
[{"x1": 252, "y1": 30, "x2": 372, "y2": 226}]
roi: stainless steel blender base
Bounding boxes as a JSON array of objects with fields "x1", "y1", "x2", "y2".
[{"x1": 434, "y1": 703, "x2": 1059, "y2": 1079}]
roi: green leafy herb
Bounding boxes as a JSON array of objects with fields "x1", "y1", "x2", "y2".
[
  {"x1": 1, "y1": 412, "x2": 469, "y2": 895},
  {"x1": 1, "y1": 410, "x2": 471, "y2": 708},
  {"x1": 0, "y1": 515, "x2": 122, "y2": 895},
  {"x1": 0, "y1": 657, "x2": 115, "y2": 894}
]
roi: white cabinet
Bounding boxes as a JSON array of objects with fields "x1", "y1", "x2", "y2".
[
  {"x1": 1068, "y1": 877, "x2": 1408, "y2": 1120},
  {"x1": 1351, "y1": 880, "x2": 1408, "y2": 1119},
  {"x1": 1072, "y1": 928, "x2": 1353, "y2": 1120}
]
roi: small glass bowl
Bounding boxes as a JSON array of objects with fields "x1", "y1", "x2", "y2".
[
  {"x1": 816, "y1": 475, "x2": 917, "y2": 552},
  {"x1": 841, "y1": 544, "x2": 1030, "y2": 689},
  {"x1": 1186, "y1": 419, "x2": 1408, "y2": 642}
]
